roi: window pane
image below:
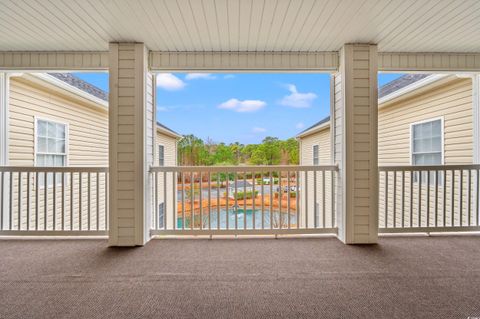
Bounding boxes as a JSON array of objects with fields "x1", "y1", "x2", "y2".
[
  {"x1": 38, "y1": 120, "x2": 47, "y2": 136},
  {"x1": 56, "y1": 124, "x2": 65, "y2": 139},
  {"x1": 432, "y1": 136, "x2": 441, "y2": 152},
  {"x1": 421, "y1": 122, "x2": 431, "y2": 137},
  {"x1": 431, "y1": 153, "x2": 441, "y2": 164},
  {"x1": 56, "y1": 139, "x2": 65, "y2": 153},
  {"x1": 54, "y1": 155, "x2": 65, "y2": 166},
  {"x1": 47, "y1": 138, "x2": 56, "y2": 153},
  {"x1": 432, "y1": 120, "x2": 441, "y2": 136},
  {"x1": 46, "y1": 154, "x2": 55, "y2": 166},
  {"x1": 38, "y1": 137, "x2": 47, "y2": 153},
  {"x1": 47, "y1": 122, "x2": 56, "y2": 137},
  {"x1": 413, "y1": 124, "x2": 422, "y2": 138},
  {"x1": 36, "y1": 154, "x2": 45, "y2": 166}
]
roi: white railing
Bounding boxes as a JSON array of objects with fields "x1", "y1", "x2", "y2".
[
  {"x1": 379, "y1": 165, "x2": 480, "y2": 233},
  {"x1": 0, "y1": 167, "x2": 109, "y2": 235},
  {"x1": 150, "y1": 165, "x2": 338, "y2": 236}
]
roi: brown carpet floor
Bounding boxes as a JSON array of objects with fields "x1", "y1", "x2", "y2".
[{"x1": 1, "y1": 236, "x2": 480, "y2": 319}]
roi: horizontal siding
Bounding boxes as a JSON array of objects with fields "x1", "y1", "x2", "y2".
[
  {"x1": 378, "y1": 77, "x2": 473, "y2": 165},
  {"x1": 301, "y1": 76, "x2": 474, "y2": 230},
  {"x1": 300, "y1": 129, "x2": 333, "y2": 228},
  {"x1": 8, "y1": 76, "x2": 108, "y2": 166},
  {"x1": 155, "y1": 131, "x2": 177, "y2": 229}
]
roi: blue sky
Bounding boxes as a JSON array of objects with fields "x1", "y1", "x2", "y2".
[{"x1": 73, "y1": 72, "x2": 403, "y2": 144}]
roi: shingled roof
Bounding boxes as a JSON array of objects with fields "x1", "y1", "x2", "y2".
[
  {"x1": 48, "y1": 73, "x2": 180, "y2": 136},
  {"x1": 48, "y1": 73, "x2": 109, "y2": 102},
  {"x1": 298, "y1": 74, "x2": 431, "y2": 136},
  {"x1": 378, "y1": 74, "x2": 430, "y2": 98},
  {"x1": 156, "y1": 121, "x2": 182, "y2": 137},
  {"x1": 298, "y1": 116, "x2": 331, "y2": 135}
]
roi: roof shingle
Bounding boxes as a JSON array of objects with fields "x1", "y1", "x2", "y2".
[
  {"x1": 48, "y1": 73, "x2": 109, "y2": 102},
  {"x1": 298, "y1": 74, "x2": 431, "y2": 136}
]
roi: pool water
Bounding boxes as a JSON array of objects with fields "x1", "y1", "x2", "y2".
[{"x1": 177, "y1": 208, "x2": 297, "y2": 229}]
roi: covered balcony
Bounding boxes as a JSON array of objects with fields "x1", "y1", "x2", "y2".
[{"x1": 0, "y1": 0, "x2": 480, "y2": 318}]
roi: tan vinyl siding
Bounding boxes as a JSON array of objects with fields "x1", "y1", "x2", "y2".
[
  {"x1": 300, "y1": 129, "x2": 331, "y2": 166},
  {"x1": 378, "y1": 77, "x2": 472, "y2": 165},
  {"x1": 9, "y1": 76, "x2": 108, "y2": 166},
  {"x1": 155, "y1": 131, "x2": 177, "y2": 166},
  {"x1": 299, "y1": 77, "x2": 474, "y2": 229},
  {"x1": 154, "y1": 130, "x2": 178, "y2": 229},
  {"x1": 377, "y1": 78, "x2": 473, "y2": 227},
  {"x1": 300, "y1": 128, "x2": 333, "y2": 228},
  {"x1": 7, "y1": 75, "x2": 109, "y2": 230}
]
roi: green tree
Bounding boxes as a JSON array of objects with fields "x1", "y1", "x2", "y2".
[
  {"x1": 178, "y1": 134, "x2": 206, "y2": 165},
  {"x1": 211, "y1": 143, "x2": 235, "y2": 164},
  {"x1": 177, "y1": 134, "x2": 298, "y2": 166},
  {"x1": 261, "y1": 136, "x2": 281, "y2": 165}
]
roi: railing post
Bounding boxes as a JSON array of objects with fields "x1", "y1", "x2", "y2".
[{"x1": 332, "y1": 44, "x2": 379, "y2": 244}]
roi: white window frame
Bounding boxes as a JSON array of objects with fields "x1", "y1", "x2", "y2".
[
  {"x1": 410, "y1": 117, "x2": 444, "y2": 185},
  {"x1": 409, "y1": 116, "x2": 445, "y2": 166},
  {"x1": 312, "y1": 145, "x2": 319, "y2": 165},
  {"x1": 34, "y1": 117, "x2": 69, "y2": 187},
  {"x1": 158, "y1": 144, "x2": 165, "y2": 166}
]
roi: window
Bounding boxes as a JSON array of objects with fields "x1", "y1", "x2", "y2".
[
  {"x1": 158, "y1": 145, "x2": 165, "y2": 166},
  {"x1": 313, "y1": 145, "x2": 319, "y2": 165},
  {"x1": 36, "y1": 119, "x2": 67, "y2": 186},
  {"x1": 411, "y1": 118, "x2": 443, "y2": 184}
]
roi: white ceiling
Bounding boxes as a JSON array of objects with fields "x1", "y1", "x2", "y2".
[{"x1": 1, "y1": 0, "x2": 479, "y2": 53}]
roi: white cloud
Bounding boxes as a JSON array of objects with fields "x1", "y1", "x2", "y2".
[
  {"x1": 296, "y1": 122, "x2": 305, "y2": 129},
  {"x1": 185, "y1": 73, "x2": 216, "y2": 80},
  {"x1": 280, "y1": 84, "x2": 317, "y2": 108},
  {"x1": 157, "y1": 106, "x2": 169, "y2": 112},
  {"x1": 224, "y1": 74, "x2": 235, "y2": 79},
  {"x1": 252, "y1": 127, "x2": 267, "y2": 133},
  {"x1": 156, "y1": 73, "x2": 185, "y2": 90},
  {"x1": 218, "y1": 98, "x2": 266, "y2": 113}
]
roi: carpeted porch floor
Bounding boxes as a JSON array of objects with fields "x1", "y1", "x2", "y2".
[{"x1": 0, "y1": 235, "x2": 479, "y2": 318}]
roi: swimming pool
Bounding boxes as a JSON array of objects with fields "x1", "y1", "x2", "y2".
[{"x1": 177, "y1": 208, "x2": 297, "y2": 229}]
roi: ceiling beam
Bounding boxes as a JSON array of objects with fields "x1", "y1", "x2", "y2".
[
  {"x1": 0, "y1": 51, "x2": 109, "y2": 71},
  {"x1": 1, "y1": 51, "x2": 480, "y2": 73},
  {"x1": 149, "y1": 51, "x2": 339, "y2": 72},
  {"x1": 378, "y1": 52, "x2": 480, "y2": 72}
]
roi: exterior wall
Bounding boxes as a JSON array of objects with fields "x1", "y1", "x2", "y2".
[
  {"x1": 155, "y1": 131, "x2": 177, "y2": 166},
  {"x1": 300, "y1": 76, "x2": 474, "y2": 229},
  {"x1": 9, "y1": 76, "x2": 108, "y2": 166},
  {"x1": 7, "y1": 75, "x2": 109, "y2": 231},
  {"x1": 299, "y1": 128, "x2": 333, "y2": 228},
  {"x1": 377, "y1": 77, "x2": 473, "y2": 227},
  {"x1": 300, "y1": 129, "x2": 331, "y2": 166},
  {"x1": 378, "y1": 77, "x2": 472, "y2": 165},
  {"x1": 300, "y1": 78, "x2": 473, "y2": 168},
  {"x1": 154, "y1": 130, "x2": 178, "y2": 230}
]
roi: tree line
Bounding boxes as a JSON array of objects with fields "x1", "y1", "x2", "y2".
[{"x1": 178, "y1": 135, "x2": 299, "y2": 166}]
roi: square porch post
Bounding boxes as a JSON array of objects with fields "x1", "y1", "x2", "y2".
[
  {"x1": 108, "y1": 43, "x2": 154, "y2": 246},
  {"x1": 0, "y1": 73, "x2": 8, "y2": 230},
  {"x1": 333, "y1": 44, "x2": 379, "y2": 244}
]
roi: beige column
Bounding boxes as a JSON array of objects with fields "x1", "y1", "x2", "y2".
[
  {"x1": 333, "y1": 44, "x2": 379, "y2": 244},
  {"x1": 108, "y1": 43, "x2": 154, "y2": 246},
  {"x1": 473, "y1": 75, "x2": 480, "y2": 164},
  {"x1": 0, "y1": 73, "x2": 8, "y2": 230}
]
